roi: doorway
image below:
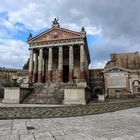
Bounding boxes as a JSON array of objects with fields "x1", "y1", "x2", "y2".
[{"x1": 63, "y1": 65, "x2": 69, "y2": 83}]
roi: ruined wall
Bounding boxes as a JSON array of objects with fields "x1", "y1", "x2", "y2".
[
  {"x1": 105, "y1": 52, "x2": 140, "y2": 70},
  {"x1": 89, "y1": 69, "x2": 104, "y2": 96},
  {"x1": 0, "y1": 68, "x2": 26, "y2": 84}
]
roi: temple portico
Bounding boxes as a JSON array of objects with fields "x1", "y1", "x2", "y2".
[
  {"x1": 28, "y1": 19, "x2": 90, "y2": 85},
  {"x1": 28, "y1": 44, "x2": 89, "y2": 83}
]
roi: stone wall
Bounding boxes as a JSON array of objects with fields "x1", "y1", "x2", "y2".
[
  {"x1": 105, "y1": 52, "x2": 140, "y2": 70},
  {"x1": 89, "y1": 69, "x2": 104, "y2": 96},
  {"x1": 0, "y1": 68, "x2": 28, "y2": 84}
]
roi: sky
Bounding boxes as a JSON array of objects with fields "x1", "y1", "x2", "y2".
[{"x1": 0, "y1": 0, "x2": 140, "y2": 69}]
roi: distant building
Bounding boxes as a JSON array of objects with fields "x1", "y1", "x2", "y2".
[
  {"x1": 105, "y1": 52, "x2": 140, "y2": 70},
  {"x1": 104, "y1": 52, "x2": 140, "y2": 98},
  {"x1": 0, "y1": 67, "x2": 27, "y2": 84}
]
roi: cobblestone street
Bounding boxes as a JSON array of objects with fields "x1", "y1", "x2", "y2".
[{"x1": 0, "y1": 107, "x2": 140, "y2": 140}]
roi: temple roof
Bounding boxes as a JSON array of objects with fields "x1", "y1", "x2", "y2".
[
  {"x1": 28, "y1": 26, "x2": 86, "y2": 43},
  {"x1": 27, "y1": 19, "x2": 91, "y2": 64}
]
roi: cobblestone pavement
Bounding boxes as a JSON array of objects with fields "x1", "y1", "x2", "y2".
[
  {"x1": 0, "y1": 107, "x2": 140, "y2": 140},
  {"x1": 1, "y1": 100, "x2": 140, "y2": 119}
]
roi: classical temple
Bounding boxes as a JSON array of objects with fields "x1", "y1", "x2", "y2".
[{"x1": 27, "y1": 18, "x2": 90, "y2": 85}]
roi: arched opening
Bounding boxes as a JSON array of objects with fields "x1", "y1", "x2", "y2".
[
  {"x1": 132, "y1": 80, "x2": 140, "y2": 95},
  {"x1": 93, "y1": 86, "x2": 103, "y2": 98}
]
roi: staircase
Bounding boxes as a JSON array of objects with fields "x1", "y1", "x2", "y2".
[{"x1": 23, "y1": 82, "x2": 72, "y2": 104}]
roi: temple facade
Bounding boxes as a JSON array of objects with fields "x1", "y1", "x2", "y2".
[{"x1": 27, "y1": 19, "x2": 90, "y2": 84}]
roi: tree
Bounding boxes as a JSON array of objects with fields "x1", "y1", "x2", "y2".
[{"x1": 23, "y1": 58, "x2": 29, "y2": 70}]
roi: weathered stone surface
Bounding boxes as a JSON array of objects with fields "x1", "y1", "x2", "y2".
[
  {"x1": 105, "y1": 52, "x2": 140, "y2": 70},
  {"x1": 0, "y1": 99, "x2": 140, "y2": 119},
  {"x1": 23, "y1": 83, "x2": 74, "y2": 104}
]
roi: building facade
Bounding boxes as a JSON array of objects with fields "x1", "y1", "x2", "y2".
[
  {"x1": 28, "y1": 19, "x2": 90, "y2": 85},
  {"x1": 104, "y1": 52, "x2": 140, "y2": 98}
]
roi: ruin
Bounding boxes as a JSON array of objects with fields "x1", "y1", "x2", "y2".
[
  {"x1": 27, "y1": 19, "x2": 90, "y2": 85},
  {"x1": 104, "y1": 52, "x2": 140, "y2": 98},
  {"x1": 25, "y1": 19, "x2": 91, "y2": 104}
]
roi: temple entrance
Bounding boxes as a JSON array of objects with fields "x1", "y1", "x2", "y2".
[{"x1": 63, "y1": 65, "x2": 69, "y2": 83}]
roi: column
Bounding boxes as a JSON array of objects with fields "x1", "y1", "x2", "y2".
[
  {"x1": 42, "y1": 57, "x2": 45, "y2": 83},
  {"x1": 28, "y1": 49, "x2": 33, "y2": 83},
  {"x1": 33, "y1": 52, "x2": 38, "y2": 83},
  {"x1": 38, "y1": 48, "x2": 43, "y2": 82},
  {"x1": 80, "y1": 44, "x2": 85, "y2": 81},
  {"x1": 48, "y1": 47, "x2": 53, "y2": 81},
  {"x1": 69, "y1": 45, "x2": 74, "y2": 82},
  {"x1": 58, "y1": 46, "x2": 63, "y2": 82}
]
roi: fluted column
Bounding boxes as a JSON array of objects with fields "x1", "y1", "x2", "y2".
[
  {"x1": 38, "y1": 48, "x2": 43, "y2": 82},
  {"x1": 48, "y1": 47, "x2": 53, "y2": 81},
  {"x1": 80, "y1": 44, "x2": 85, "y2": 81},
  {"x1": 69, "y1": 45, "x2": 74, "y2": 82},
  {"x1": 33, "y1": 52, "x2": 38, "y2": 83},
  {"x1": 58, "y1": 46, "x2": 63, "y2": 82},
  {"x1": 28, "y1": 49, "x2": 33, "y2": 83}
]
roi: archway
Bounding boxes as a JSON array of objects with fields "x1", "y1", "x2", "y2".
[{"x1": 132, "y1": 80, "x2": 140, "y2": 95}]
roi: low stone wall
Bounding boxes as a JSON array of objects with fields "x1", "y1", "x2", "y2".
[
  {"x1": 0, "y1": 100, "x2": 140, "y2": 119},
  {"x1": 2, "y1": 87, "x2": 32, "y2": 104},
  {"x1": 64, "y1": 86, "x2": 91, "y2": 105},
  {"x1": 108, "y1": 89, "x2": 130, "y2": 99}
]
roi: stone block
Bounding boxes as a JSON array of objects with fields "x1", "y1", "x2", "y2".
[
  {"x1": 2, "y1": 87, "x2": 32, "y2": 104},
  {"x1": 97, "y1": 94, "x2": 105, "y2": 101},
  {"x1": 64, "y1": 86, "x2": 91, "y2": 105},
  {"x1": 2, "y1": 87, "x2": 20, "y2": 104}
]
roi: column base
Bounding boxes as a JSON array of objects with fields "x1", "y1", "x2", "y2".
[
  {"x1": 58, "y1": 70, "x2": 63, "y2": 82},
  {"x1": 28, "y1": 72, "x2": 33, "y2": 83},
  {"x1": 80, "y1": 70, "x2": 86, "y2": 81},
  {"x1": 34, "y1": 73, "x2": 38, "y2": 83},
  {"x1": 69, "y1": 69, "x2": 74, "y2": 82},
  {"x1": 48, "y1": 70, "x2": 52, "y2": 81},
  {"x1": 38, "y1": 71, "x2": 42, "y2": 83}
]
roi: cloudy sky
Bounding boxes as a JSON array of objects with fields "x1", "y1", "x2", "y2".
[{"x1": 0, "y1": 0, "x2": 140, "y2": 69}]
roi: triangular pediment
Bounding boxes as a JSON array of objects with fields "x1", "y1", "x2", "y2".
[
  {"x1": 103, "y1": 66, "x2": 130, "y2": 73},
  {"x1": 29, "y1": 27, "x2": 85, "y2": 43}
]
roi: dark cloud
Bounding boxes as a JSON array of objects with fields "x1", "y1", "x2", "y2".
[
  {"x1": 0, "y1": 0, "x2": 140, "y2": 68},
  {"x1": 55, "y1": 0, "x2": 140, "y2": 68}
]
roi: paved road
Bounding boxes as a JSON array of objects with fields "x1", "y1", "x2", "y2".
[{"x1": 0, "y1": 107, "x2": 140, "y2": 140}]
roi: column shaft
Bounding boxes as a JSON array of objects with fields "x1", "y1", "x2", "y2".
[
  {"x1": 69, "y1": 46, "x2": 74, "y2": 82},
  {"x1": 33, "y1": 52, "x2": 38, "y2": 83},
  {"x1": 80, "y1": 44, "x2": 85, "y2": 81},
  {"x1": 58, "y1": 46, "x2": 63, "y2": 82},
  {"x1": 28, "y1": 49, "x2": 33, "y2": 83},
  {"x1": 42, "y1": 57, "x2": 45, "y2": 83},
  {"x1": 48, "y1": 47, "x2": 53, "y2": 81},
  {"x1": 38, "y1": 48, "x2": 43, "y2": 82}
]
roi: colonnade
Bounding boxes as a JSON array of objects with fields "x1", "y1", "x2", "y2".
[{"x1": 28, "y1": 44, "x2": 86, "y2": 83}]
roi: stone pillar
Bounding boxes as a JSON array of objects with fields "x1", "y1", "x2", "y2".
[
  {"x1": 42, "y1": 57, "x2": 45, "y2": 83},
  {"x1": 28, "y1": 49, "x2": 33, "y2": 83},
  {"x1": 38, "y1": 48, "x2": 43, "y2": 82},
  {"x1": 80, "y1": 44, "x2": 85, "y2": 81},
  {"x1": 33, "y1": 52, "x2": 38, "y2": 83},
  {"x1": 48, "y1": 47, "x2": 53, "y2": 81},
  {"x1": 58, "y1": 46, "x2": 63, "y2": 82},
  {"x1": 69, "y1": 45, "x2": 74, "y2": 82}
]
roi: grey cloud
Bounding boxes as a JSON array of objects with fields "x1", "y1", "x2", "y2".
[
  {"x1": 0, "y1": 0, "x2": 140, "y2": 68},
  {"x1": 55, "y1": 0, "x2": 140, "y2": 67}
]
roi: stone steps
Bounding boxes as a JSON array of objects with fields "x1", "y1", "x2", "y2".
[{"x1": 23, "y1": 82, "x2": 72, "y2": 104}]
